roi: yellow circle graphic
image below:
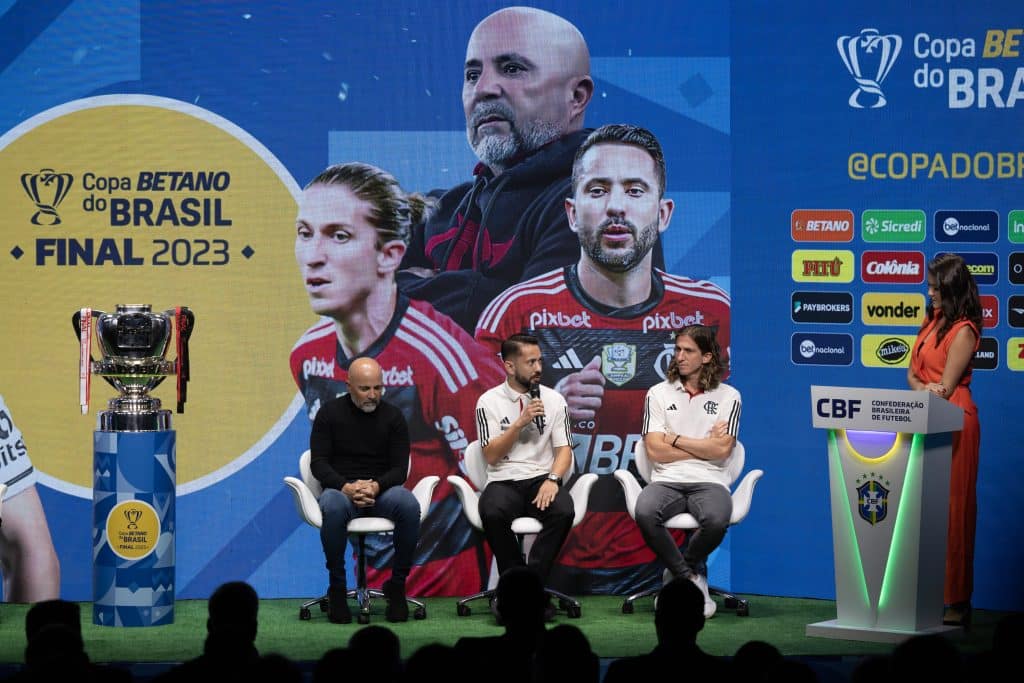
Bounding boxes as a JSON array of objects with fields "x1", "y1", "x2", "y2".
[
  {"x1": 106, "y1": 499, "x2": 160, "y2": 560},
  {"x1": 0, "y1": 96, "x2": 315, "y2": 493}
]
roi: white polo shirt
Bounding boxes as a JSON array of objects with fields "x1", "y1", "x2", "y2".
[
  {"x1": 641, "y1": 380, "x2": 741, "y2": 488},
  {"x1": 0, "y1": 394, "x2": 38, "y2": 499},
  {"x1": 475, "y1": 381, "x2": 571, "y2": 483}
]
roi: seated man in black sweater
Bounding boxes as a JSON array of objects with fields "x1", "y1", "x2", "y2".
[{"x1": 310, "y1": 356, "x2": 418, "y2": 623}]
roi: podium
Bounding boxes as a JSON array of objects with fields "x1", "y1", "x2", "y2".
[{"x1": 807, "y1": 385, "x2": 963, "y2": 642}]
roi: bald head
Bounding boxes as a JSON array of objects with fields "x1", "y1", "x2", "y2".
[
  {"x1": 463, "y1": 7, "x2": 593, "y2": 174},
  {"x1": 348, "y1": 357, "x2": 384, "y2": 413}
]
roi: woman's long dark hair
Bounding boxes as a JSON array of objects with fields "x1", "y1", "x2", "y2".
[{"x1": 924, "y1": 253, "x2": 982, "y2": 344}]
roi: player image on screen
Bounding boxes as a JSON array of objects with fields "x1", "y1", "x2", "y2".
[
  {"x1": 476, "y1": 125, "x2": 730, "y2": 594},
  {"x1": 290, "y1": 163, "x2": 505, "y2": 596},
  {"x1": 0, "y1": 393, "x2": 61, "y2": 602}
]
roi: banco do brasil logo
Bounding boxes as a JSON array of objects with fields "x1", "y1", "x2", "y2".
[{"x1": 21, "y1": 168, "x2": 74, "y2": 225}]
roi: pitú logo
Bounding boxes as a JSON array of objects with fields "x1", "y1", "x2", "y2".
[{"x1": 837, "y1": 29, "x2": 902, "y2": 109}]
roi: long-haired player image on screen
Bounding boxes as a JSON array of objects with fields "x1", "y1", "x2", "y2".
[
  {"x1": 289, "y1": 163, "x2": 505, "y2": 596},
  {"x1": 476, "y1": 124, "x2": 731, "y2": 595}
]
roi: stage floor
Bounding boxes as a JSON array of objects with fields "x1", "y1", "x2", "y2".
[{"x1": 0, "y1": 594, "x2": 1007, "y2": 672}]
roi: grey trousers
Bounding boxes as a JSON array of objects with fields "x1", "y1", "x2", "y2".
[{"x1": 635, "y1": 481, "x2": 732, "y2": 579}]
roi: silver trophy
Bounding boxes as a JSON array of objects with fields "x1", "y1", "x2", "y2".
[{"x1": 72, "y1": 304, "x2": 194, "y2": 431}]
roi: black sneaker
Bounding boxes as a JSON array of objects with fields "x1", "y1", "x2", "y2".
[
  {"x1": 383, "y1": 579, "x2": 409, "y2": 623},
  {"x1": 328, "y1": 586, "x2": 351, "y2": 624}
]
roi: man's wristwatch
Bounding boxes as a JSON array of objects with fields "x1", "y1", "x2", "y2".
[{"x1": 547, "y1": 472, "x2": 561, "y2": 486}]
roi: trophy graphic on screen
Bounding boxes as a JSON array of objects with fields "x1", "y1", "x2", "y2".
[{"x1": 72, "y1": 304, "x2": 194, "y2": 431}]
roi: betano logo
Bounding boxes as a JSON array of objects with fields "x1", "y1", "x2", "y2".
[
  {"x1": 791, "y1": 209, "x2": 854, "y2": 242},
  {"x1": 861, "y1": 251, "x2": 925, "y2": 284},
  {"x1": 861, "y1": 292, "x2": 925, "y2": 326},
  {"x1": 791, "y1": 249, "x2": 855, "y2": 283},
  {"x1": 861, "y1": 209, "x2": 926, "y2": 243},
  {"x1": 861, "y1": 334, "x2": 916, "y2": 368}
]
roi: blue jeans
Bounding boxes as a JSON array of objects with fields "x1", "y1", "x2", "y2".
[{"x1": 319, "y1": 486, "x2": 420, "y2": 589}]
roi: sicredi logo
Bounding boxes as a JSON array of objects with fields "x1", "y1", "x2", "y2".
[
  {"x1": 791, "y1": 291, "x2": 854, "y2": 324},
  {"x1": 861, "y1": 334, "x2": 915, "y2": 368},
  {"x1": 861, "y1": 292, "x2": 925, "y2": 326},
  {"x1": 1010, "y1": 210, "x2": 1024, "y2": 244},
  {"x1": 861, "y1": 209, "x2": 926, "y2": 243},
  {"x1": 791, "y1": 250, "x2": 855, "y2": 283},
  {"x1": 1011, "y1": 252, "x2": 1024, "y2": 285},
  {"x1": 861, "y1": 251, "x2": 925, "y2": 284},
  {"x1": 980, "y1": 294, "x2": 999, "y2": 328},
  {"x1": 1009, "y1": 295, "x2": 1024, "y2": 329},
  {"x1": 944, "y1": 252, "x2": 999, "y2": 285},
  {"x1": 934, "y1": 210, "x2": 998, "y2": 243},
  {"x1": 1008, "y1": 337, "x2": 1024, "y2": 372},
  {"x1": 791, "y1": 332, "x2": 853, "y2": 366},
  {"x1": 791, "y1": 210, "x2": 854, "y2": 242},
  {"x1": 974, "y1": 337, "x2": 998, "y2": 370}
]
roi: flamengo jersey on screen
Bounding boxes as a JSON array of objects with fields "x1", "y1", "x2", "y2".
[{"x1": 791, "y1": 332, "x2": 854, "y2": 366}]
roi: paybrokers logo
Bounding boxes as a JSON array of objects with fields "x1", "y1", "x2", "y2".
[{"x1": 861, "y1": 293, "x2": 925, "y2": 326}]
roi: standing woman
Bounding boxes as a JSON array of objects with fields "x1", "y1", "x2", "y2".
[{"x1": 907, "y1": 253, "x2": 982, "y2": 627}]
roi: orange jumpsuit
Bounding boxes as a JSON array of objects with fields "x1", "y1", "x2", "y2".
[{"x1": 909, "y1": 316, "x2": 980, "y2": 605}]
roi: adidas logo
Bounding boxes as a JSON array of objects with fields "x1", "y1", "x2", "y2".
[
  {"x1": 500, "y1": 416, "x2": 511, "y2": 425},
  {"x1": 551, "y1": 348, "x2": 585, "y2": 370},
  {"x1": 666, "y1": 403, "x2": 678, "y2": 411}
]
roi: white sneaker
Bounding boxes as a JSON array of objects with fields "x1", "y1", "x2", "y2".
[
  {"x1": 690, "y1": 573, "x2": 716, "y2": 619},
  {"x1": 662, "y1": 568, "x2": 674, "y2": 586}
]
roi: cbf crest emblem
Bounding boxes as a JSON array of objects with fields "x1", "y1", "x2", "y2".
[
  {"x1": 21, "y1": 168, "x2": 74, "y2": 225},
  {"x1": 601, "y1": 342, "x2": 636, "y2": 387},
  {"x1": 837, "y1": 29, "x2": 902, "y2": 109},
  {"x1": 855, "y1": 474, "x2": 890, "y2": 525}
]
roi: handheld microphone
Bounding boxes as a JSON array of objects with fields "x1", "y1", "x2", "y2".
[{"x1": 529, "y1": 382, "x2": 545, "y2": 434}]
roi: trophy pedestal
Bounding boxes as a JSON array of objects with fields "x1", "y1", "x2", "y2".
[{"x1": 92, "y1": 428, "x2": 176, "y2": 627}]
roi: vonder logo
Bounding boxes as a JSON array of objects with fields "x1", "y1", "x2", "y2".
[{"x1": 861, "y1": 292, "x2": 925, "y2": 326}]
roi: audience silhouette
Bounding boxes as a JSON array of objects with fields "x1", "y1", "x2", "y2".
[
  {"x1": 603, "y1": 576, "x2": 731, "y2": 682},
  {"x1": 152, "y1": 580, "x2": 261, "y2": 682}
]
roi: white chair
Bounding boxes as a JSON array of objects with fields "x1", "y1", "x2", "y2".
[
  {"x1": 613, "y1": 439, "x2": 762, "y2": 616},
  {"x1": 447, "y1": 440, "x2": 598, "y2": 619},
  {"x1": 283, "y1": 450, "x2": 439, "y2": 624}
]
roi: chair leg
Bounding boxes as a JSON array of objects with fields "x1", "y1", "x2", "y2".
[
  {"x1": 545, "y1": 587, "x2": 582, "y2": 619},
  {"x1": 299, "y1": 594, "x2": 328, "y2": 620},
  {"x1": 353, "y1": 535, "x2": 372, "y2": 623},
  {"x1": 455, "y1": 589, "x2": 496, "y2": 617},
  {"x1": 621, "y1": 587, "x2": 660, "y2": 614},
  {"x1": 710, "y1": 584, "x2": 749, "y2": 616}
]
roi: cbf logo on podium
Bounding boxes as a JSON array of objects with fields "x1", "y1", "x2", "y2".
[{"x1": 807, "y1": 385, "x2": 964, "y2": 642}]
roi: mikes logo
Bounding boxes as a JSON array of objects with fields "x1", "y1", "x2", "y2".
[
  {"x1": 876, "y1": 337, "x2": 911, "y2": 365},
  {"x1": 528, "y1": 308, "x2": 592, "y2": 329},
  {"x1": 642, "y1": 310, "x2": 705, "y2": 334},
  {"x1": 382, "y1": 365, "x2": 415, "y2": 386},
  {"x1": 861, "y1": 251, "x2": 925, "y2": 283},
  {"x1": 302, "y1": 355, "x2": 334, "y2": 379}
]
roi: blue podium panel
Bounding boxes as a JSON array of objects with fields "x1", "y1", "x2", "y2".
[{"x1": 93, "y1": 430, "x2": 176, "y2": 627}]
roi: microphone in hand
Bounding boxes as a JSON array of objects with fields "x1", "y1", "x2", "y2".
[{"x1": 529, "y1": 382, "x2": 545, "y2": 434}]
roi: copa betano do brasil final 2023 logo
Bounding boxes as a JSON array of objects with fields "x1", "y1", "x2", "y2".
[{"x1": 1, "y1": 95, "x2": 312, "y2": 495}]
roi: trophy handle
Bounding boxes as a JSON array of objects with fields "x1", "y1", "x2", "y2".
[
  {"x1": 71, "y1": 310, "x2": 119, "y2": 392},
  {"x1": 169, "y1": 307, "x2": 195, "y2": 413}
]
